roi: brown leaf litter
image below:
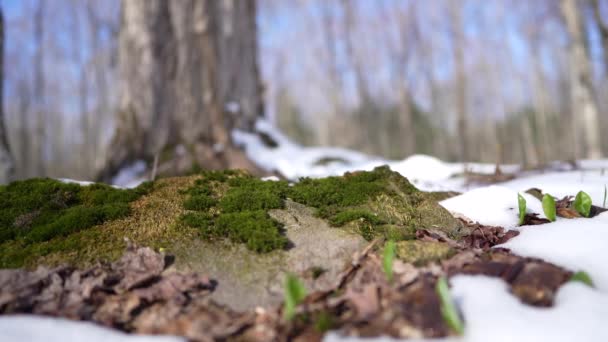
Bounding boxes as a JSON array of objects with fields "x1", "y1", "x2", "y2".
[{"x1": 0, "y1": 228, "x2": 574, "y2": 341}]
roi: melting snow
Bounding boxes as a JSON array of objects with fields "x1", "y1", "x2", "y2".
[
  {"x1": 0, "y1": 315, "x2": 184, "y2": 342},
  {"x1": 326, "y1": 276, "x2": 608, "y2": 342}
]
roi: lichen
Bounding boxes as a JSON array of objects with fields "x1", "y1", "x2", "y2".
[{"x1": 395, "y1": 240, "x2": 456, "y2": 266}]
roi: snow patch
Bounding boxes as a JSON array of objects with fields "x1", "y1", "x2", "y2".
[
  {"x1": 439, "y1": 186, "x2": 544, "y2": 229},
  {"x1": 0, "y1": 315, "x2": 185, "y2": 342},
  {"x1": 325, "y1": 275, "x2": 608, "y2": 342},
  {"x1": 112, "y1": 160, "x2": 148, "y2": 188},
  {"x1": 499, "y1": 213, "x2": 608, "y2": 291}
]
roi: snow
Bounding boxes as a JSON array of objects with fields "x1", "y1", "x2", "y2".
[
  {"x1": 500, "y1": 213, "x2": 608, "y2": 291},
  {"x1": 59, "y1": 178, "x2": 97, "y2": 187},
  {"x1": 112, "y1": 160, "x2": 148, "y2": 188},
  {"x1": 498, "y1": 170, "x2": 607, "y2": 205},
  {"x1": 0, "y1": 315, "x2": 185, "y2": 342},
  {"x1": 439, "y1": 186, "x2": 544, "y2": 229},
  {"x1": 231, "y1": 119, "x2": 504, "y2": 190},
  {"x1": 326, "y1": 275, "x2": 608, "y2": 342}
]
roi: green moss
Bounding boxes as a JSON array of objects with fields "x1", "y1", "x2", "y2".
[
  {"x1": 289, "y1": 168, "x2": 388, "y2": 209},
  {"x1": 220, "y1": 177, "x2": 289, "y2": 212},
  {"x1": 329, "y1": 209, "x2": 383, "y2": 226},
  {"x1": 215, "y1": 211, "x2": 288, "y2": 253},
  {"x1": 179, "y1": 165, "x2": 462, "y2": 252},
  {"x1": 0, "y1": 178, "x2": 152, "y2": 267},
  {"x1": 184, "y1": 195, "x2": 217, "y2": 211},
  {"x1": 180, "y1": 172, "x2": 290, "y2": 253},
  {"x1": 0, "y1": 179, "x2": 151, "y2": 246}
]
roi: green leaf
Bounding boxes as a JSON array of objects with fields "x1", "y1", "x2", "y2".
[
  {"x1": 570, "y1": 271, "x2": 594, "y2": 288},
  {"x1": 383, "y1": 240, "x2": 396, "y2": 282},
  {"x1": 436, "y1": 277, "x2": 464, "y2": 335},
  {"x1": 573, "y1": 191, "x2": 592, "y2": 218},
  {"x1": 517, "y1": 193, "x2": 527, "y2": 225},
  {"x1": 283, "y1": 273, "x2": 307, "y2": 320},
  {"x1": 542, "y1": 194, "x2": 556, "y2": 222}
]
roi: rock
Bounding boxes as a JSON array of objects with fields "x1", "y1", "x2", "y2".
[{"x1": 170, "y1": 199, "x2": 367, "y2": 311}]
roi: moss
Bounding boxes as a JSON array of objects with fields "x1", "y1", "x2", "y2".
[
  {"x1": 184, "y1": 195, "x2": 217, "y2": 211},
  {"x1": 215, "y1": 211, "x2": 288, "y2": 253},
  {"x1": 286, "y1": 165, "x2": 459, "y2": 241},
  {"x1": 220, "y1": 177, "x2": 289, "y2": 212},
  {"x1": 0, "y1": 178, "x2": 153, "y2": 268},
  {"x1": 395, "y1": 240, "x2": 456, "y2": 266},
  {"x1": 329, "y1": 209, "x2": 383, "y2": 226},
  {"x1": 289, "y1": 168, "x2": 388, "y2": 209},
  {"x1": 180, "y1": 166, "x2": 460, "y2": 248},
  {"x1": 0, "y1": 178, "x2": 151, "y2": 245},
  {"x1": 180, "y1": 171, "x2": 290, "y2": 253}
]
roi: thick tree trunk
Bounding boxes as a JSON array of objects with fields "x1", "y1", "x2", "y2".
[
  {"x1": 0, "y1": 8, "x2": 14, "y2": 184},
  {"x1": 100, "y1": 0, "x2": 263, "y2": 181},
  {"x1": 561, "y1": 0, "x2": 603, "y2": 159}
]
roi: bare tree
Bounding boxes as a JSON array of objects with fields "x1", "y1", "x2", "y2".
[
  {"x1": 448, "y1": 0, "x2": 469, "y2": 161},
  {"x1": 100, "y1": 0, "x2": 263, "y2": 180},
  {"x1": 591, "y1": 0, "x2": 608, "y2": 73},
  {"x1": 0, "y1": 6, "x2": 14, "y2": 183},
  {"x1": 561, "y1": 0, "x2": 603, "y2": 159},
  {"x1": 33, "y1": 0, "x2": 46, "y2": 176}
]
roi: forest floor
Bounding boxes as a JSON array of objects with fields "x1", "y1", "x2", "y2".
[{"x1": 1, "y1": 122, "x2": 608, "y2": 341}]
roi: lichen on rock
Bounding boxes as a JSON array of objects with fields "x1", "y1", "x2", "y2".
[{"x1": 395, "y1": 240, "x2": 456, "y2": 266}]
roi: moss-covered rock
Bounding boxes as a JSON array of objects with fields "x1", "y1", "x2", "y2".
[
  {"x1": 289, "y1": 166, "x2": 463, "y2": 241},
  {"x1": 395, "y1": 240, "x2": 456, "y2": 266},
  {"x1": 178, "y1": 166, "x2": 463, "y2": 253}
]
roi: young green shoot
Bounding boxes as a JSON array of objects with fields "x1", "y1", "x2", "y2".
[
  {"x1": 542, "y1": 194, "x2": 556, "y2": 222},
  {"x1": 436, "y1": 276, "x2": 464, "y2": 335},
  {"x1": 603, "y1": 185, "x2": 607, "y2": 208},
  {"x1": 570, "y1": 271, "x2": 594, "y2": 288},
  {"x1": 283, "y1": 273, "x2": 307, "y2": 321},
  {"x1": 383, "y1": 240, "x2": 396, "y2": 283},
  {"x1": 517, "y1": 193, "x2": 527, "y2": 225},
  {"x1": 573, "y1": 191, "x2": 592, "y2": 218}
]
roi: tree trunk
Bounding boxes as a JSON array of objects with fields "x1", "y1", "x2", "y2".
[
  {"x1": 0, "y1": 7, "x2": 15, "y2": 184},
  {"x1": 561, "y1": 0, "x2": 603, "y2": 159},
  {"x1": 33, "y1": 0, "x2": 46, "y2": 176},
  {"x1": 592, "y1": 0, "x2": 608, "y2": 74},
  {"x1": 100, "y1": 0, "x2": 263, "y2": 181}
]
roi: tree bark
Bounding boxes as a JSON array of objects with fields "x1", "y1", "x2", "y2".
[
  {"x1": 591, "y1": 0, "x2": 608, "y2": 74},
  {"x1": 561, "y1": 0, "x2": 603, "y2": 159},
  {"x1": 0, "y1": 7, "x2": 15, "y2": 183},
  {"x1": 100, "y1": 0, "x2": 263, "y2": 180}
]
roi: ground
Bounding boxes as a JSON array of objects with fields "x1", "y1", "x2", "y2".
[{"x1": 1, "y1": 122, "x2": 607, "y2": 341}]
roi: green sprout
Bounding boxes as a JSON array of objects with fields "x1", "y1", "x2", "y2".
[
  {"x1": 542, "y1": 194, "x2": 556, "y2": 222},
  {"x1": 570, "y1": 271, "x2": 594, "y2": 288},
  {"x1": 283, "y1": 273, "x2": 307, "y2": 321},
  {"x1": 436, "y1": 276, "x2": 464, "y2": 335},
  {"x1": 517, "y1": 193, "x2": 527, "y2": 225},
  {"x1": 603, "y1": 185, "x2": 606, "y2": 208},
  {"x1": 383, "y1": 240, "x2": 396, "y2": 283},
  {"x1": 573, "y1": 191, "x2": 592, "y2": 218}
]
